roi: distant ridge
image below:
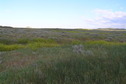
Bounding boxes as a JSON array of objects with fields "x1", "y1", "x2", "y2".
[
  {"x1": 97, "y1": 28, "x2": 126, "y2": 30},
  {"x1": 0, "y1": 25, "x2": 13, "y2": 28}
]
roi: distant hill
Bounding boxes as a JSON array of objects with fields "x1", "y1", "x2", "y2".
[
  {"x1": 97, "y1": 28, "x2": 126, "y2": 31},
  {"x1": 0, "y1": 25, "x2": 13, "y2": 28}
]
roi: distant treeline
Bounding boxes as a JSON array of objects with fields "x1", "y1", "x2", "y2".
[{"x1": 0, "y1": 25, "x2": 13, "y2": 28}]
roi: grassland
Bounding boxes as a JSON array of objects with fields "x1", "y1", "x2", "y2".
[{"x1": 0, "y1": 27, "x2": 126, "y2": 84}]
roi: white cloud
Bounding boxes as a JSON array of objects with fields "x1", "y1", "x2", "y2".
[{"x1": 86, "y1": 9, "x2": 126, "y2": 28}]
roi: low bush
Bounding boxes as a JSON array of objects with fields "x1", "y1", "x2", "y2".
[
  {"x1": 0, "y1": 39, "x2": 15, "y2": 44},
  {"x1": 17, "y1": 38, "x2": 30, "y2": 44}
]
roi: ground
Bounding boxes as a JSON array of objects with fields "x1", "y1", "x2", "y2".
[{"x1": 0, "y1": 27, "x2": 126, "y2": 84}]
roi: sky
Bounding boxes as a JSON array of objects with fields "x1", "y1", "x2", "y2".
[{"x1": 0, "y1": 0, "x2": 126, "y2": 29}]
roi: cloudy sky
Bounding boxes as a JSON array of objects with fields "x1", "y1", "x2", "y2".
[{"x1": 0, "y1": 0, "x2": 126, "y2": 28}]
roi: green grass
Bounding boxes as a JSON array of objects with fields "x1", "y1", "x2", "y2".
[
  {"x1": 0, "y1": 28, "x2": 126, "y2": 84},
  {"x1": 27, "y1": 42, "x2": 59, "y2": 50},
  {"x1": 0, "y1": 43, "x2": 25, "y2": 51},
  {"x1": 84, "y1": 40, "x2": 126, "y2": 45},
  {"x1": 0, "y1": 43, "x2": 126, "y2": 84},
  {"x1": 1, "y1": 39, "x2": 126, "y2": 51},
  {"x1": 0, "y1": 38, "x2": 59, "y2": 51}
]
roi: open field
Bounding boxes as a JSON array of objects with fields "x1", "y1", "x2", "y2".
[{"x1": 0, "y1": 27, "x2": 126, "y2": 84}]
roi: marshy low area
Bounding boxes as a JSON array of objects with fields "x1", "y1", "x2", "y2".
[{"x1": 0, "y1": 27, "x2": 126, "y2": 84}]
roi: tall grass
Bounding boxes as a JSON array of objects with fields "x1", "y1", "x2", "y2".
[
  {"x1": 0, "y1": 43, "x2": 126, "y2": 84},
  {"x1": 0, "y1": 37, "x2": 126, "y2": 83}
]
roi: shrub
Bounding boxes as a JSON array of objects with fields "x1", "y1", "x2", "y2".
[
  {"x1": 17, "y1": 38, "x2": 30, "y2": 44},
  {"x1": 0, "y1": 39, "x2": 15, "y2": 44},
  {"x1": 31, "y1": 38, "x2": 57, "y2": 44},
  {"x1": 71, "y1": 40, "x2": 82, "y2": 45}
]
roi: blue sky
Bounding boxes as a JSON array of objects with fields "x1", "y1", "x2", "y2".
[{"x1": 0, "y1": 0, "x2": 126, "y2": 28}]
